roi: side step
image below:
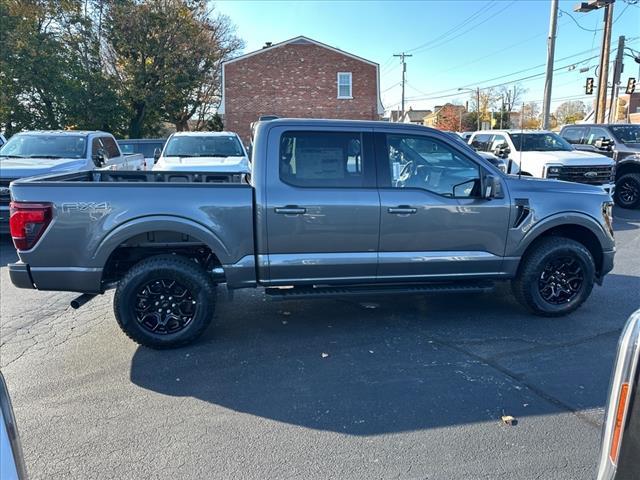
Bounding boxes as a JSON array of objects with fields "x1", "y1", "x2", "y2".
[{"x1": 265, "y1": 281, "x2": 495, "y2": 301}]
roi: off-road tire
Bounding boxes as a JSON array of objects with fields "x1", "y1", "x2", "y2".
[
  {"x1": 114, "y1": 255, "x2": 216, "y2": 349},
  {"x1": 511, "y1": 237, "x2": 595, "y2": 317},
  {"x1": 614, "y1": 173, "x2": 640, "y2": 209}
]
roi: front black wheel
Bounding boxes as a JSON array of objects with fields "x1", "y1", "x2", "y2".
[
  {"x1": 114, "y1": 255, "x2": 216, "y2": 348},
  {"x1": 512, "y1": 237, "x2": 595, "y2": 316},
  {"x1": 614, "y1": 173, "x2": 640, "y2": 209}
]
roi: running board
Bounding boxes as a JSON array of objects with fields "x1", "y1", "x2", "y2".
[{"x1": 264, "y1": 281, "x2": 495, "y2": 300}]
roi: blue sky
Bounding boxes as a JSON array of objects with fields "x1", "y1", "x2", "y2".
[{"x1": 215, "y1": 0, "x2": 640, "y2": 114}]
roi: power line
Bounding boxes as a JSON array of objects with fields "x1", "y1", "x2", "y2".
[
  {"x1": 409, "y1": 0, "x2": 517, "y2": 55},
  {"x1": 405, "y1": 1, "x2": 497, "y2": 54}
]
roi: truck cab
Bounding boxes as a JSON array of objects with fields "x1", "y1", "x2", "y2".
[
  {"x1": 560, "y1": 124, "x2": 640, "y2": 209},
  {"x1": 469, "y1": 129, "x2": 615, "y2": 193}
]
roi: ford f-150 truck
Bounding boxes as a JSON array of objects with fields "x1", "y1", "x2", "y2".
[
  {"x1": 8, "y1": 119, "x2": 615, "y2": 348},
  {"x1": 0, "y1": 130, "x2": 145, "y2": 232}
]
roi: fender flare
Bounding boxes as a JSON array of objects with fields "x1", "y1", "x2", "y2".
[
  {"x1": 92, "y1": 215, "x2": 232, "y2": 266},
  {"x1": 513, "y1": 211, "x2": 611, "y2": 257}
]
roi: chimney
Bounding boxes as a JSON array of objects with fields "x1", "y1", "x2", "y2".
[{"x1": 263, "y1": 42, "x2": 273, "y2": 49}]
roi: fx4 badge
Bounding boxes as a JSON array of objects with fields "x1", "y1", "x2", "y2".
[{"x1": 62, "y1": 202, "x2": 112, "y2": 220}]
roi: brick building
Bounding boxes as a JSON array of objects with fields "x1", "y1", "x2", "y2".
[{"x1": 219, "y1": 36, "x2": 384, "y2": 143}]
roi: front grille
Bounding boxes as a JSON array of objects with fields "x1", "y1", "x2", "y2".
[
  {"x1": 0, "y1": 178, "x2": 16, "y2": 206},
  {"x1": 549, "y1": 165, "x2": 613, "y2": 185}
]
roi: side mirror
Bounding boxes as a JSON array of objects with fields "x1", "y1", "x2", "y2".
[
  {"x1": 153, "y1": 148, "x2": 162, "y2": 163},
  {"x1": 92, "y1": 148, "x2": 106, "y2": 167},
  {"x1": 595, "y1": 138, "x2": 613, "y2": 151},
  {"x1": 493, "y1": 145, "x2": 511, "y2": 158},
  {"x1": 483, "y1": 174, "x2": 503, "y2": 199}
]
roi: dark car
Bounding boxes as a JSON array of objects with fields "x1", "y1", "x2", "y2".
[
  {"x1": 560, "y1": 124, "x2": 640, "y2": 209},
  {"x1": 117, "y1": 138, "x2": 166, "y2": 167},
  {"x1": 597, "y1": 309, "x2": 640, "y2": 480}
]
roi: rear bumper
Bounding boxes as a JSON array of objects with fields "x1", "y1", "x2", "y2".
[
  {"x1": 9, "y1": 262, "x2": 35, "y2": 289},
  {"x1": 8, "y1": 262, "x2": 103, "y2": 293}
]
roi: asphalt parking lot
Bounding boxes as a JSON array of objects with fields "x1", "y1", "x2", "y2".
[{"x1": 1, "y1": 207, "x2": 639, "y2": 480}]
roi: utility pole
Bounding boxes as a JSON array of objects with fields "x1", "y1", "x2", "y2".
[
  {"x1": 476, "y1": 87, "x2": 481, "y2": 130},
  {"x1": 575, "y1": 0, "x2": 615, "y2": 124},
  {"x1": 542, "y1": 0, "x2": 559, "y2": 129},
  {"x1": 608, "y1": 35, "x2": 625, "y2": 122},
  {"x1": 393, "y1": 52, "x2": 412, "y2": 119}
]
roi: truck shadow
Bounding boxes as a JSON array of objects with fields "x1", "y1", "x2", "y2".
[
  {"x1": 129, "y1": 275, "x2": 637, "y2": 435},
  {"x1": 612, "y1": 207, "x2": 640, "y2": 231}
]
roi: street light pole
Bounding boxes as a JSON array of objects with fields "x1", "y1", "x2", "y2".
[
  {"x1": 575, "y1": 0, "x2": 616, "y2": 124},
  {"x1": 542, "y1": 0, "x2": 559, "y2": 129}
]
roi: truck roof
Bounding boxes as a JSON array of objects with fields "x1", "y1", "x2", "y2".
[
  {"x1": 170, "y1": 131, "x2": 239, "y2": 137},
  {"x1": 16, "y1": 130, "x2": 107, "y2": 137},
  {"x1": 257, "y1": 118, "x2": 445, "y2": 133}
]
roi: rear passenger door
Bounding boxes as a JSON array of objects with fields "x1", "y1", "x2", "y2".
[
  {"x1": 100, "y1": 136, "x2": 126, "y2": 169},
  {"x1": 264, "y1": 128, "x2": 379, "y2": 285}
]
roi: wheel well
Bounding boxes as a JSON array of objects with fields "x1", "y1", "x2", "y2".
[
  {"x1": 102, "y1": 230, "x2": 222, "y2": 285},
  {"x1": 523, "y1": 224, "x2": 603, "y2": 275},
  {"x1": 616, "y1": 162, "x2": 640, "y2": 179}
]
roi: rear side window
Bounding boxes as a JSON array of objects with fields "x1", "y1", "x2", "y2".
[
  {"x1": 562, "y1": 127, "x2": 586, "y2": 144},
  {"x1": 119, "y1": 143, "x2": 134, "y2": 154},
  {"x1": 279, "y1": 131, "x2": 366, "y2": 187},
  {"x1": 470, "y1": 134, "x2": 492, "y2": 152},
  {"x1": 101, "y1": 136, "x2": 120, "y2": 158}
]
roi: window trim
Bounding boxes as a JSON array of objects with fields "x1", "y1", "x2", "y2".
[
  {"x1": 374, "y1": 132, "x2": 486, "y2": 199},
  {"x1": 337, "y1": 72, "x2": 353, "y2": 99}
]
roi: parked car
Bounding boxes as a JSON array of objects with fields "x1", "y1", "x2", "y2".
[
  {"x1": 597, "y1": 309, "x2": 640, "y2": 480},
  {"x1": 0, "y1": 130, "x2": 145, "y2": 233},
  {"x1": 0, "y1": 372, "x2": 27, "y2": 480},
  {"x1": 560, "y1": 124, "x2": 640, "y2": 209},
  {"x1": 153, "y1": 131, "x2": 249, "y2": 173},
  {"x1": 461, "y1": 131, "x2": 474, "y2": 142},
  {"x1": 117, "y1": 138, "x2": 166, "y2": 170},
  {"x1": 469, "y1": 130, "x2": 615, "y2": 190},
  {"x1": 8, "y1": 119, "x2": 615, "y2": 348},
  {"x1": 444, "y1": 131, "x2": 508, "y2": 172}
]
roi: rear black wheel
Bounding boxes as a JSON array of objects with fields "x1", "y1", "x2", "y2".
[
  {"x1": 614, "y1": 173, "x2": 640, "y2": 209},
  {"x1": 512, "y1": 237, "x2": 595, "y2": 316},
  {"x1": 114, "y1": 255, "x2": 216, "y2": 348}
]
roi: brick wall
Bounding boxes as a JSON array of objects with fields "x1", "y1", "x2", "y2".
[{"x1": 223, "y1": 42, "x2": 380, "y2": 143}]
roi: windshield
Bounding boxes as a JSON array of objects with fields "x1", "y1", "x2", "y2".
[
  {"x1": 610, "y1": 125, "x2": 640, "y2": 144},
  {"x1": 0, "y1": 134, "x2": 87, "y2": 159},
  {"x1": 508, "y1": 132, "x2": 573, "y2": 152},
  {"x1": 164, "y1": 135, "x2": 245, "y2": 157}
]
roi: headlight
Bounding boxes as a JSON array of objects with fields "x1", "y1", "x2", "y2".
[
  {"x1": 546, "y1": 165, "x2": 562, "y2": 178},
  {"x1": 602, "y1": 201, "x2": 614, "y2": 237}
]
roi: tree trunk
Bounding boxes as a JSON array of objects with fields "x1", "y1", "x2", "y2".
[
  {"x1": 174, "y1": 118, "x2": 189, "y2": 132},
  {"x1": 129, "y1": 102, "x2": 146, "y2": 138}
]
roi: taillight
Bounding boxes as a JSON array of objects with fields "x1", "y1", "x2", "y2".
[{"x1": 9, "y1": 202, "x2": 53, "y2": 250}]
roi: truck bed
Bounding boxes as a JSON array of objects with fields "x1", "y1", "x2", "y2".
[
  {"x1": 12, "y1": 169, "x2": 247, "y2": 185},
  {"x1": 9, "y1": 169, "x2": 255, "y2": 293}
]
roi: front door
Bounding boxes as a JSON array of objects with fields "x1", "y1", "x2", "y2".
[
  {"x1": 375, "y1": 131, "x2": 511, "y2": 281},
  {"x1": 264, "y1": 128, "x2": 380, "y2": 285}
]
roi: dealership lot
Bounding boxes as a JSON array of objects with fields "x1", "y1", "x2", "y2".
[{"x1": 0, "y1": 207, "x2": 638, "y2": 480}]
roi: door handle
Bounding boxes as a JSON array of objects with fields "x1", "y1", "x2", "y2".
[
  {"x1": 275, "y1": 206, "x2": 306, "y2": 215},
  {"x1": 388, "y1": 206, "x2": 417, "y2": 215}
]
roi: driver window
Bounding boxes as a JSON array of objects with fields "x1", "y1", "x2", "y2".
[
  {"x1": 586, "y1": 127, "x2": 612, "y2": 145},
  {"x1": 386, "y1": 134, "x2": 480, "y2": 198}
]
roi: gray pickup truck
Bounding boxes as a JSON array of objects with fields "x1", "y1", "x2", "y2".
[{"x1": 8, "y1": 119, "x2": 615, "y2": 348}]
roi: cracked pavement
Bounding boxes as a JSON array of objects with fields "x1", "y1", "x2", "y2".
[{"x1": 1, "y1": 207, "x2": 639, "y2": 479}]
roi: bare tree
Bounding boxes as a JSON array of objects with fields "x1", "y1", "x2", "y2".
[{"x1": 499, "y1": 84, "x2": 527, "y2": 115}]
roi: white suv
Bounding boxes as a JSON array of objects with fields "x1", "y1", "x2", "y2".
[{"x1": 469, "y1": 130, "x2": 615, "y2": 192}]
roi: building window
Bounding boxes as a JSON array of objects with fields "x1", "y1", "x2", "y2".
[{"x1": 337, "y1": 72, "x2": 352, "y2": 99}]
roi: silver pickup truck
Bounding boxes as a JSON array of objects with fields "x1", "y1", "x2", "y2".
[{"x1": 8, "y1": 119, "x2": 615, "y2": 348}]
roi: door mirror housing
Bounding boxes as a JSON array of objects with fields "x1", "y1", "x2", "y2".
[
  {"x1": 595, "y1": 138, "x2": 614, "y2": 151},
  {"x1": 92, "y1": 148, "x2": 106, "y2": 167},
  {"x1": 153, "y1": 148, "x2": 162, "y2": 163},
  {"x1": 483, "y1": 174, "x2": 503, "y2": 199},
  {"x1": 493, "y1": 144, "x2": 511, "y2": 158}
]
